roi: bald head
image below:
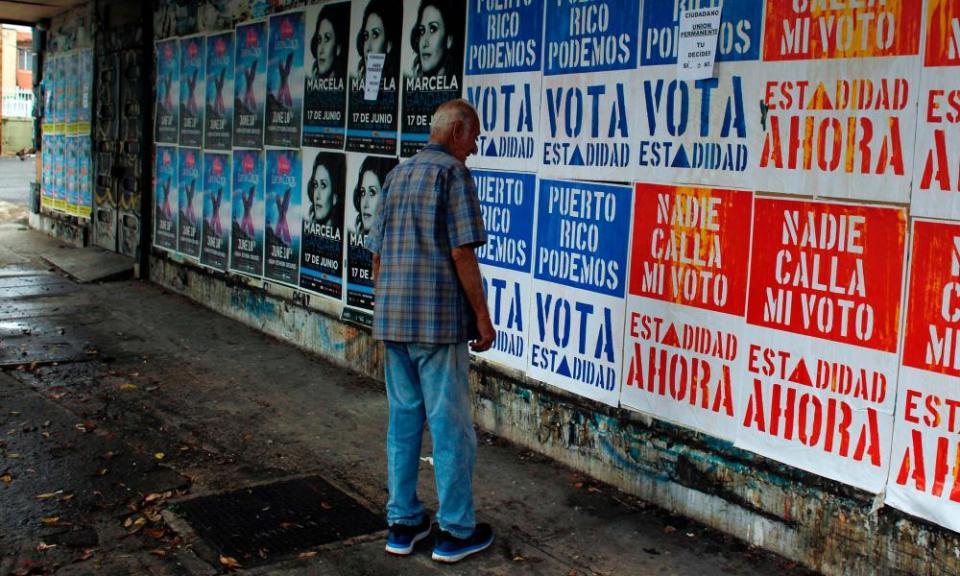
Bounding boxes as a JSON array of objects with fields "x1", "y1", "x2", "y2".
[{"x1": 430, "y1": 99, "x2": 479, "y2": 144}]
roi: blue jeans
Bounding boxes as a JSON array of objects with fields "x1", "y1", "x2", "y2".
[{"x1": 384, "y1": 341, "x2": 476, "y2": 539}]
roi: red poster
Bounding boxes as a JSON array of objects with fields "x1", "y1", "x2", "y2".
[
  {"x1": 746, "y1": 199, "x2": 905, "y2": 352},
  {"x1": 764, "y1": 0, "x2": 922, "y2": 61},
  {"x1": 925, "y1": 0, "x2": 960, "y2": 66},
  {"x1": 628, "y1": 184, "x2": 753, "y2": 316}
]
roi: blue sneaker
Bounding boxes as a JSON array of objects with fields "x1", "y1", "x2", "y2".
[
  {"x1": 431, "y1": 523, "x2": 494, "y2": 563},
  {"x1": 385, "y1": 516, "x2": 432, "y2": 555}
]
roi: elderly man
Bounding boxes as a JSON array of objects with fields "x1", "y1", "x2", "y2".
[{"x1": 367, "y1": 99, "x2": 495, "y2": 563}]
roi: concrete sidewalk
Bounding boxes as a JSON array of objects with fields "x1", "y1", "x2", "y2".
[{"x1": 0, "y1": 223, "x2": 813, "y2": 575}]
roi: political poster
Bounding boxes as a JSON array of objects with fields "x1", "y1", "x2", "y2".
[
  {"x1": 65, "y1": 52, "x2": 78, "y2": 132},
  {"x1": 204, "y1": 31, "x2": 235, "y2": 150},
  {"x1": 634, "y1": 1, "x2": 763, "y2": 188},
  {"x1": 53, "y1": 136, "x2": 65, "y2": 212},
  {"x1": 345, "y1": 0, "x2": 401, "y2": 155},
  {"x1": 41, "y1": 135, "x2": 53, "y2": 209},
  {"x1": 538, "y1": 0, "x2": 640, "y2": 181},
  {"x1": 233, "y1": 21, "x2": 268, "y2": 149},
  {"x1": 303, "y1": 1, "x2": 350, "y2": 149},
  {"x1": 155, "y1": 39, "x2": 180, "y2": 143},
  {"x1": 756, "y1": 1, "x2": 922, "y2": 202},
  {"x1": 911, "y1": 0, "x2": 960, "y2": 220},
  {"x1": 621, "y1": 183, "x2": 752, "y2": 441},
  {"x1": 886, "y1": 219, "x2": 960, "y2": 532},
  {"x1": 65, "y1": 136, "x2": 78, "y2": 215},
  {"x1": 738, "y1": 198, "x2": 906, "y2": 492},
  {"x1": 201, "y1": 152, "x2": 232, "y2": 271},
  {"x1": 471, "y1": 169, "x2": 537, "y2": 370},
  {"x1": 230, "y1": 149, "x2": 266, "y2": 277},
  {"x1": 178, "y1": 147, "x2": 203, "y2": 259},
  {"x1": 300, "y1": 149, "x2": 346, "y2": 299},
  {"x1": 464, "y1": 0, "x2": 543, "y2": 172},
  {"x1": 346, "y1": 153, "x2": 397, "y2": 314},
  {"x1": 54, "y1": 57, "x2": 66, "y2": 132},
  {"x1": 78, "y1": 136, "x2": 92, "y2": 219},
  {"x1": 154, "y1": 145, "x2": 179, "y2": 251},
  {"x1": 264, "y1": 149, "x2": 302, "y2": 285},
  {"x1": 265, "y1": 11, "x2": 305, "y2": 148},
  {"x1": 399, "y1": 0, "x2": 465, "y2": 156},
  {"x1": 528, "y1": 178, "x2": 632, "y2": 407},
  {"x1": 179, "y1": 35, "x2": 205, "y2": 147},
  {"x1": 78, "y1": 50, "x2": 93, "y2": 134}
]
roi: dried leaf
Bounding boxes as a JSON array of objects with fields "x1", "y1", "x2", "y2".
[
  {"x1": 41, "y1": 432, "x2": 50, "y2": 439},
  {"x1": 143, "y1": 508, "x2": 162, "y2": 523},
  {"x1": 573, "y1": 481, "x2": 584, "y2": 489},
  {"x1": 35, "y1": 490, "x2": 63, "y2": 500},
  {"x1": 0, "y1": 473, "x2": 12, "y2": 483},
  {"x1": 96, "y1": 468, "x2": 109, "y2": 477},
  {"x1": 123, "y1": 517, "x2": 133, "y2": 528},
  {"x1": 133, "y1": 517, "x2": 147, "y2": 528},
  {"x1": 119, "y1": 383, "x2": 138, "y2": 391},
  {"x1": 513, "y1": 555, "x2": 526, "y2": 562},
  {"x1": 77, "y1": 548, "x2": 96, "y2": 561},
  {"x1": 102, "y1": 451, "x2": 117, "y2": 460},
  {"x1": 150, "y1": 548, "x2": 167, "y2": 557},
  {"x1": 587, "y1": 486, "x2": 601, "y2": 493},
  {"x1": 144, "y1": 528, "x2": 165, "y2": 539},
  {"x1": 36, "y1": 542, "x2": 56, "y2": 552},
  {"x1": 664, "y1": 525, "x2": 677, "y2": 534},
  {"x1": 154, "y1": 452, "x2": 165, "y2": 461},
  {"x1": 7, "y1": 453, "x2": 20, "y2": 459},
  {"x1": 59, "y1": 493, "x2": 74, "y2": 502},
  {"x1": 144, "y1": 492, "x2": 164, "y2": 503},
  {"x1": 320, "y1": 501, "x2": 333, "y2": 510},
  {"x1": 297, "y1": 551, "x2": 318, "y2": 559},
  {"x1": 219, "y1": 555, "x2": 242, "y2": 569},
  {"x1": 40, "y1": 516, "x2": 60, "y2": 526}
]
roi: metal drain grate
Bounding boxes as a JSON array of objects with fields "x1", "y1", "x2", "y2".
[{"x1": 171, "y1": 475, "x2": 384, "y2": 565}]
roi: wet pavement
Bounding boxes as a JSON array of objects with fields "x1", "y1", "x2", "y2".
[{"x1": 0, "y1": 217, "x2": 816, "y2": 575}]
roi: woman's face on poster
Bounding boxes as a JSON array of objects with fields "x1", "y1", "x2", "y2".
[
  {"x1": 417, "y1": 5, "x2": 449, "y2": 75},
  {"x1": 358, "y1": 169, "x2": 381, "y2": 232},
  {"x1": 315, "y1": 18, "x2": 338, "y2": 77},
  {"x1": 311, "y1": 164, "x2": 335, "y2": 224},
  {"x1": 363, "y1": 12, "x2": 388, "y2": 59}
]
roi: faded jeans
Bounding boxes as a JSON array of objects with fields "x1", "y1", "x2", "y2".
[{"x1": 384, "y1": 341, "x2": 476, "y2": 539}]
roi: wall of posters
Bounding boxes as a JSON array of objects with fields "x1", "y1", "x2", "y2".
[
  {"x1": 345, "y1": 153, "x2": 396, "y2": 314},
  {"x1": 528, "y1": 179, "x2": 632, "y2": 407},
  {"x1": 300, "y1": 149, "x2": 346, "y2": 298},
  {"x1": 201, "y1": 152, "x2": 232, "y2": 271},
  {"x1": 756, "y1": 1, "x2": 923, "y2": 202},
  {"x1": 156, "y1": 39, "x2": 180, "y2": 143},
  {"x1": 264, "y1": 149, "x2": 302, "y2": 285},
  {"x1": 154, "y1": 145, "x2": 179, "y2": 251},
  {"x1": 399, "y1": 0, "x2": 465, "y2": 156},
  {"x1": 303, "y1": 2, "x2": 350, "y2": 149},
  {"x1": 911, "y1": 0, "x2": 960, "y2": 219},
  {"x1": 180, "y1": 35, "x2": 206, "y2": 147},
  {"x1": 177, "y1": 147, "x2": 203, "y2": 258},
  {"x1": 204, "y1": 31, "x2": 235, "y2": 150},
  {"x1": 621, "y1": 184, "x2": 753, "y2": 441},
  {"x1": 472, "y1": 169, "x2": 537, "y2": 371},
  {"x1": 230, "y1": 149, "x2": 266, "y2": 277},
  {"x1": 887, "y1": 219, "x2": 960, "y2": 532},
  {"x1": 538, "y1": 0, "x2": 640, "y2": 182},
  {"x1": 265, "y1": 11, "x2": 305, "y2": 147},
  {"x1": 738, "y1": 199, "x2": 906, "y2": 492},
  {"x1": 346, "y1": 0, "x2": 401, "y2": 155},
  {"x1": 233, "y1": 21, "x2": 267, "y2": 148},
  {"x1": 634, "y1": 1, "x2": 763, "y2": 188},
  {"x1": 463, "y1": 0, "x2": 543, "y2": 172}
]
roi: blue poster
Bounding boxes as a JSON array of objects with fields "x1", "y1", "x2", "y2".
[
  {"x1": 78, "y1": 136, "x2": 92, "y2": 219},
  {"x1": 633, "y1": 0, "x2": 763, "y2": 188},
  {"x1": 204, "y1": 31, "x2": 235, "y2": 150},
  {"x1": 178, "y1": 147, "x2": 203, "y2": 258},
  {"x1": 78, "y1": 50, "x2": 93, "y2": 132},
  {"x1": 527, "y1": 179, "x2": 632, "y2": 407},
  {"x1": 179, "y1": 35, "x2": 206, "y2": 147},
  {"x1": 230, "y1": 149, "x2": 265, "y2": 277},
  {"x1": 233, "y1": 21, "x2": 267, "y2": 148},
  {"x1": 300, "y1": 149, "x2": 346, "y2": 298},
  {"x1": 265, "y1": 11, "x2": 305, "y2": 147},
  {"x1": 53, "y1": 136, "x2": 65, "y2": 211},
  {"x1": 154, "y1": 145, "x2": 178, "y2": 251},
  {"x1": 265, "y1": 149, "x2": 302, "y2": 285},
  {"x1": 65, "y1": 53, "x2": 78, "y2": 128},
  {"x1": 201, "y1": 152, "x2": 232, "y2": 271},
  {"x1": 65, "y1": 136, "x2": 78, "y2": 214},
  {"x1": 472, "y1": 169, "x2": 537, "y2": 371},
  {"x1": 464, "y1": 0, "x2": 543, "y2": 171},
  {"x1": 543, "y1": 0, "x2": 639, "y2": 76},
  {"x1": 302, "y1": 2, "x2": 350, "y2": 149},
  {"x1": 156, "y1": 39, "x2": 180, "y2": 143},
  {"x1": 41, "y1": 135, "x2": 53, "y2": 209}
]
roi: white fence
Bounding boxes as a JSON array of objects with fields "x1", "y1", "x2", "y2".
[{"x1": 2, "y1": 88, "x2": 33, "y2": 118}]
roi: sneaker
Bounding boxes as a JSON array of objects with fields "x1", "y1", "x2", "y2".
[
  {"x1": 431, "y1": 523, "x2": 494, "y2": 563},
  {"x1": 385, "y1": 516, "x2": 432, "y2": 555}
]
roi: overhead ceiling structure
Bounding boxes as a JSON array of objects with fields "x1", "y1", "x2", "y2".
[{"x1": 0, "y1": 0, "x2": 87, "y2": 26}]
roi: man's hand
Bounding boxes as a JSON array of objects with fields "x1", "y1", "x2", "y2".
[{"x1": 471, "y1": 313, "x2": 495, "y2": 353}]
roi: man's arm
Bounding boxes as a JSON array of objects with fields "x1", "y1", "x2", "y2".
[
  {"x1": 451, "y1": 246, "x2": 494, "y2": 352},
  {"x1": 372, "y1": 253, "x2": 380, "y2": 292}
]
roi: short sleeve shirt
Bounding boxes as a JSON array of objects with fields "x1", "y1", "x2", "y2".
[{"x1": 367, "y1": 144, "x2": 487, "y2": 343}]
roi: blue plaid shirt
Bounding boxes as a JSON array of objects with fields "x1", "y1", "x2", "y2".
[{"x1": 367, "y1": 144, "x2": 487, "y2": 343}]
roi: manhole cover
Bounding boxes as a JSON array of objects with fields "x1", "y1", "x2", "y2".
[{"x1": 170, "y1": 475, "x2": 384, "y2": 566}]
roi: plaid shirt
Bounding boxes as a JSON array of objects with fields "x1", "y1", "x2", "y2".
[{"x1": 367, "y1": 144, "x2": 487, "y2": 343}]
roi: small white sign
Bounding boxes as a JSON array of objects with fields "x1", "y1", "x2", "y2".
[
  {"x1": 677, "y1": 4, "x2": 722, "y2": 81},
  {"x1": 364, "y1": 53, "x2": 385, "y2": 101}
]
